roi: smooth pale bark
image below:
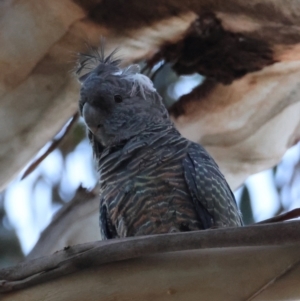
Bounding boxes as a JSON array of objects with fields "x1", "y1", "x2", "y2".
[
  {"x1": 27, "y1": 187, "x2": 100, "y2": 260},
  {"x1": 1, "y1": 0, "x2": 300, "y2": 190},
  {"x1": 1, "y1": 221, "x2": 300, "y2": 300},
  {"x1": 2, "y1": 247, "x2": 300, "y2": 301},
  {"x1": 172, "y1": 62, "x2": 300, "y2": 189}
]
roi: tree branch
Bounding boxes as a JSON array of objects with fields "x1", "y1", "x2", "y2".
[
  {"x1": 2, "y1": 0, "x2": 300, "y2": 190},
  {"x1": 1, "y1": 220, "x2": 300, "y2": 293}
]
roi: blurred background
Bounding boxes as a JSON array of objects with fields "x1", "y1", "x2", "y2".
[{"x1": 1, "y1": 67, "x2": 299, "y2": 268}]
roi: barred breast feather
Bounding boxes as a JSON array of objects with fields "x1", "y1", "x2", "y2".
[{"x1": 98, "y1": 125, "x2": 242, "y2": 239}]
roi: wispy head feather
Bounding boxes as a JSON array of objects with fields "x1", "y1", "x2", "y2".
[
  {"x1": 76, "y1": 43, "x2": 156, "y2": 99},
  {"x1": 76, "y1": 43, "x2": 121, "y2": 82},
  {"x1": 125, "y1": 71, "x2": 156, "y2": 99}
]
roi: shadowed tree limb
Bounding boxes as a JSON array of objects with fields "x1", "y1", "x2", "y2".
[{"x1": 1, "y1": 221, "x2": 300, "y2": 293}]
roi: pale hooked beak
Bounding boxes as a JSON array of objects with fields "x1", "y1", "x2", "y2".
[{"x1": 82, "y1": 102, "x2": 102, "y2": 135}]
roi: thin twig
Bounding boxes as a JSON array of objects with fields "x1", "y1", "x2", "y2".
[
  {"x1": 257, "y1": 208, "x2": 300, "y2": 224},
  {"x1": 21, "y1": 112, "x2": 79, "y2": 180}
]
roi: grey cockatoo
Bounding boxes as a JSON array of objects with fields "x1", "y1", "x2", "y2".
[{"x1": 76, "y1": 46, "x2": 242, "y2": 239}]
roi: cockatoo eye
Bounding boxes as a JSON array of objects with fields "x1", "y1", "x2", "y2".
[{"x1": 114, "y1": 95, "x2": 123, "y2": 103}]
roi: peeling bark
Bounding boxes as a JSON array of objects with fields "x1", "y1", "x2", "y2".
[
  {"x1": 147, "y1": 13, "x2": 275, "y2": 84},
  {"x1": 171, "y1": 62, "x2": 300, "y2": 189},
  {"x1": 1, "y1": 0, "x2": 300, "y2": 192}
]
